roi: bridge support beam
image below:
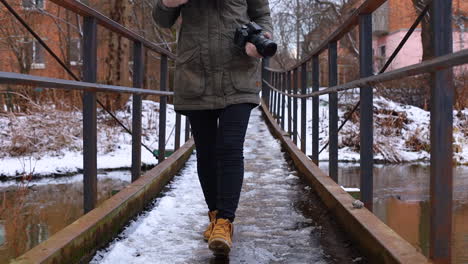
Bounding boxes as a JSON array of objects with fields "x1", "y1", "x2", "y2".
[
  {"x1": 281, "y1": 72, "x2": 286, "y2": 130},
  {"x1": 270, "y1": 73, "x2": 273, "y2": 114},
  {"x1": 300, "y1": 63, "x2": 307, "y2": 153},
  {"x1": 359, "y1": 13, "x2": 374, "y2": 211},
  {"x1": 185, "y1": 116, "x2": 190, "y2": 142},
  {"x1": 429, "y1": 0, "x2": 453, "y2": 263},
  {"x1": 82, "y1": 16, "x2": 97, "y2": 213},
  {"x1": 261, "y1": 58, "x2": 270, "y2": 108},
  {"x1": 175, "y1": 114, "x2": 181, "y2": 150},
  {"x1": 132, "y1": 41, "x2": 144, "y2": 182},
  {"x1": 311, "y1": 56, "x2": 319, "y2": 165},
  {"x1": 158, "y1": 55, "x2": 168, "y2": 163},
  {"x1": 269, "y1": 74, "x2": 272, "y2": 113},
  {"x1": 293, "y1": 69, "x2": 298, "y2": 145},
  {"x1": 328, "y1": 42, "x2": 338, "y2": 183},
  {"x1": 287, "y1": 71, "x2": 292, "y2": 136},
  {"x1": 276, "y1": 73, "x2": 281, "y2": 122},
  {"x1": 273, "y1": 73, "x2": 276, "y2": 117}
]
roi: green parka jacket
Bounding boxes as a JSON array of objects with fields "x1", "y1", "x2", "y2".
[{"x1": 152, "y1": 0, "x2": 273, "y2": 111}]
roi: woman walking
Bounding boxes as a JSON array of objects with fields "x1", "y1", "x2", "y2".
[{"x1": 153, "y1": 0, "x2": 273, "y2": 256}]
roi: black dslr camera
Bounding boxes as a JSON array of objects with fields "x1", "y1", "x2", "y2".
[{"x1": 234, "y1": 22, "x2": 277, "y2": 58}]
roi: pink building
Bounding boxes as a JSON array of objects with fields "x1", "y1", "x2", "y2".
[{"x1": 372, "y1": 0, "x2": 467, "y2": 72}]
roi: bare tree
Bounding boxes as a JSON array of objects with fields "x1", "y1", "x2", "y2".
[
  {"x1": 270, "y1": 0, "x2": 360, "y2": 70},
  {"x1": 0, "y1": 3, "x2": 35, "y2": 74}
]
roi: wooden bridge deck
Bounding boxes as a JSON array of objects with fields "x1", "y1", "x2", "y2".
[{"x1": 90, "y1": 109, "x2": 363, "y2": 263}]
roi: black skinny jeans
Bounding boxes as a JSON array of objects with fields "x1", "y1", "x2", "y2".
[{"x1": 184, "y1": 103, "x2": 256, "y2": 222}]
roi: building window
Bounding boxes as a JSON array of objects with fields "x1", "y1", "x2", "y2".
[
  {"x1": 22, "y1": 0, "x2": 45, "y2": 10},
  {"x1": 376, "y1": 45, "x2": 386, "y2": 70},
  {"x1": 379, "y1": 45, "x2": 386, "y2": 59},
  {"x1": 25, "y1": 40, "x2": 45, "y2": 69},
  {"x1": 69, "y1": 38, "x2": 81, "y2": 66}
]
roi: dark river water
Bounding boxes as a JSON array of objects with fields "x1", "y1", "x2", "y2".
[
  {"x1": 319, "y1": 163, "x2": 468, "y2": 264},
  {"x1": 0, "y1": 171, "x2": 132, "y2": 263},
  {"x1": 0, "y1": 164, "x2": 467, "y2": 263}
]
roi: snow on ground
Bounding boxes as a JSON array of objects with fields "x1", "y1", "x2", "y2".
[
  {"x1": 90, "y1": 109, "x2": 331, "y2": 264},
  {"x1": 0, "y1": 100, "x2": 187, "y2": 177},
  {"x1": 1, "y1": 93, "x2": 467, "y2": 178},
  {"x1": 279, "y1": 89, "x2": 468, "y2": 164}
]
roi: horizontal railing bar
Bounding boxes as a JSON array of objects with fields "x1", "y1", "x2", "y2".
[
  {"x1": 0, "y1": 71, "x2": 174, "y2": 96},
  {"x1": 48, "y1": 0, "x2": 176, "y2": 60},
  {"x1": 264, "y1": 67, "x2": 284, "y2": 73},
  {"x1": 264, "y1": 48, "x2": 468, "y2": 98},
  {"x1": 267, "y1": 0, "x2": 387, "y2": 72}
]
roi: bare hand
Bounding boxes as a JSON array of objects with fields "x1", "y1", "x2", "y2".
[
  {"x1": 162, "y1": 0, "x2": 188, "y2": 8},
  {"x1": 245, "y1": 32, "x2": 272, "y2": 59}
]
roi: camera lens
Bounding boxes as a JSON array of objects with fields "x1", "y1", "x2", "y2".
[
  {"x1": 260, "y1": 39, "x2": 277, "y2": 58},
  {"x1": 251, "y1": 34, "x2": 277, "y2": 58}
]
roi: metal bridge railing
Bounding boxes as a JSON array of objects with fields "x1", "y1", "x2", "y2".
[
  {"x1": 0, "y1": 0, "x2": 191, "y2": 214},
  {"x1": 261, "y1": 0, "x2": 466, "y2": 263}
]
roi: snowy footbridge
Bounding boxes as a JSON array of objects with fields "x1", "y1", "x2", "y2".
[{"x1": 2, "y1": 0, "x2": 466, "y2": 263}]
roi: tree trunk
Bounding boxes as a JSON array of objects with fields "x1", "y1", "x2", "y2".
[
  {"x1": 411, "y1": 0, "x2": 433, "y2": 109},
  {"x1": 104, "y1": 0, "x2": 131, "y2": 111}
]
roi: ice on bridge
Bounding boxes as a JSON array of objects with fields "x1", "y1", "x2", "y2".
[{"x1": 91, "y1": 109, "x2": 333, "y2": 264}]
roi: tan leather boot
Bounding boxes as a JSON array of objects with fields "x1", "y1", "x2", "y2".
[
  {"x1": 208, "y1": 218, "x2": 233, "y2": 256},
  {"x1": 203, "y1": 210, "x2": 217, "y2": 241}
]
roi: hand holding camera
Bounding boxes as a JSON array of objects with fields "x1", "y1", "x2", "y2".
[
  {"x1": 234, "y1": 22, "x2": 277, "y2": 58},
  {"x1": 246, "y1": 32, "x2": 272, "y2": 58},
  {"x1": 162, "y1": 0, "x2": 188, "y2": 8}
]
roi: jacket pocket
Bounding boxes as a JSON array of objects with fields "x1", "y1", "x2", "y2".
[
  {"x1": 229, "y1": 59, "x2": 261, "y2": 93},
  {"x1": 174, "y1": 46, "x2": 205, "y2": 98}
]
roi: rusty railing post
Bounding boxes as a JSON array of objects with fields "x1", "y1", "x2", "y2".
[
  {"x1": 300, "y1": 62, "x2": 307, "y2": 153},
  {"x1": 276, "y1": 73, "x2": 281, "y2": 122},
  {"x1": 281, "y1": 72, "x2": 286, "y2": 130},
  {"x1": 131, "y1": 41, "x2": 144, "y2": 182},
  {"x1": 269, "y1": 71, "x2": 274, "y2": 112},
  {"x1": 272, "y1": 72, "x2": 277, "y2": 116},
  {"x1": 271, "y1": 72, "x2": 274, "y2": 114},
  {"x1": 269, "y1": 72, "x2": 273, "y2": 112},
  {"x1": 328, "y1": 42, "x2": 338, "y2": 182},
  {"x1": 359, "y1": 13, "x2": 374, "y2": 211},
  {"x1": 293, "y1": 68, "x2": 298, "y2": 145},
  {"x1": 175, "y1": 113, "x2": 181, "y2": 150},
  {"x1": 278, "y1": 72, "x2": 281, "y2": 124},
  {"x1": 274, "y1": 72, "x2": 277, "y2": 120},
  {"x1": 262, "y1": 58, "x2": 270, "y2": 107},
  {"x1": 270, "y1": 72, "x2": 273, "y2": 113},
  {"x1": 312, "y1": 55, "x2": 320, "y2": 165},
  {"x1": 158, "y1": 55, "x2": 168, "y2": 163},
  {"x1": 287, "y1": 70, "x2": 292, "y2": 136},
  {"x1": 82, "y1": 16, "x2": 97, "y2": 213},
  {"x1": 185, "y1": 116, "x2": 190, "y2": 142},
  {"x1": 429, "y1": 0, "x2": 453, "y2": 263}
]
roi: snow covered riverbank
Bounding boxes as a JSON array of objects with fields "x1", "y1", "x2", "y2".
[
  {"x1": 0, "y1": 100, "x2": 187, "y2": 178},
  {"x1": 286, "y1": 92, "x2": 467, "y2": 165},
  {"x1": 0, "y1": 96, "x2": 467, "y2": 178}
]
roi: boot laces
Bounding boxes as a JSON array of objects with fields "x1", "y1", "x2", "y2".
[{"x1": 212, "y1": 219, "x2": 231, "y2": 237}]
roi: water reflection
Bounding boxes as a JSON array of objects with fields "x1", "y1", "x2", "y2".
[
  {"x1": 0, "y1": 171, "x2": 131, "y2": 263},
  {"x1": 320, "y1": 163, "x2": 468, "y2": 264},
  {"x1": 0, "y1": 222, "x2": 5, "y2": 247},
  {"x1": 1, "y1": 164, "x2": 467, "y2": 263}
]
